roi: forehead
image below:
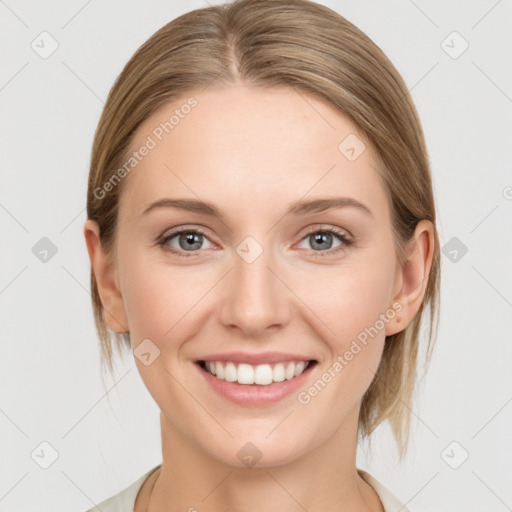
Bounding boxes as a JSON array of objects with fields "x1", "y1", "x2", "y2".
[{"x1": 119, "y1": 85, "x2": 389, "y2": 223}]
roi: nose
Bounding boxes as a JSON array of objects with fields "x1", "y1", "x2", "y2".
[{"x1": 218, "y1": 241, "x2": 290, "y2": 338}]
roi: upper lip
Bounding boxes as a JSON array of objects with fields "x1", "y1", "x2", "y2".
[{"x1": 195, "y1": 351, "x2": 316, "y2": 365}]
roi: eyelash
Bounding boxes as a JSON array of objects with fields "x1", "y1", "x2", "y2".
[{"x1": 157, "y1": 225, "x2": 354, "y2": 259}]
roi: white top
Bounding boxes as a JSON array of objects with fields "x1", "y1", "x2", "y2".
[{"x1": 84, "y1": 465, "x2": 411, "y2": 512}]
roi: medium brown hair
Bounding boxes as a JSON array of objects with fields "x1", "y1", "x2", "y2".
[{"x1": 86, "y1": 0, "x2": 441, "y2": 458}]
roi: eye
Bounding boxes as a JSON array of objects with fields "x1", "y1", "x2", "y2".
[
  {"x1": 157, "y1": 225, "x2": 354, "y2": 258},
  {"x1": 158, "y1": 227, "x2": 214, "y2": 258},
  {"x1": 296, "y1": 227, "x2": 353, "y2": 257}
]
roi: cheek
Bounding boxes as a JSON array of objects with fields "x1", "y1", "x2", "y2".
[
  {"x1": 291, "y1": 250, "x2": 397, "y2": 398},
  {"x1": 292, "y1": 265, "x2": 395, "y2": 413},
  {"x1": 303, "y1": 258, "x2": 396, "y2": 344},
  {"x1": 119, "y1": 253, "x2": 211, "y2": 346}
]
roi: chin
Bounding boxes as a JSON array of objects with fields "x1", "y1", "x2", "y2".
[{"x1": 204, "y1": 434, "x2": 311, "y2": 469}]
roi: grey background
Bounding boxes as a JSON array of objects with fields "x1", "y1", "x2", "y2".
[{"x1": 1, "y1": 0, "x2": 511, "y2": 511}]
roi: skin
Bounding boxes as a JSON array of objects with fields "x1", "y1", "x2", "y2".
[{"x1": 84, "y1": 84, "x2": 434, "y2": 512}]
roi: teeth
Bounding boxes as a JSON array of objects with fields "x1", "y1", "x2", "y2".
[
  {"x1": 273, "y1": 363, "x2": 286, "y2": 382},
  {"x1": 224, "y1": 362, "x2": 237, "y2": 382},
  {"x1": 285, "y1": 362, "x2": 295, "y2": 380},
  {"x1": 203, "y1": 360, "x2": 311, "y2": 385},
  {"x1": 205, "y1": 361, "x2": 216, "y2": 375},
  {"x1": 238, "y1": 363, "x2": 255, "y2": 384},
  {"x1": 215, "y1": 361, "x2": 224, "y2": 379},
  {"x1": 295, "y1": 361, "x2": 307, "y2": 377}
]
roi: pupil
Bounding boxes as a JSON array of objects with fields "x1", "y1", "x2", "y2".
[
  {"x1": 313, "y1": 232, "x2": 331, "y2": 249},
  {"x1": 181, "y1": 232, "x2": 201, "y2": 250}
]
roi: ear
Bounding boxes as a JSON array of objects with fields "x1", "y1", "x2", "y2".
[
  {"x1": 83, "y1": 219, "x2": 129, "y2": 333},
  {"x1": 385, "y1": 219, "x2": 435, "y2": 336}
]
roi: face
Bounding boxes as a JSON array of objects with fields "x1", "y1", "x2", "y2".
[{"x1": 104, "y1": 85, "x2": 404, "y2": 467}]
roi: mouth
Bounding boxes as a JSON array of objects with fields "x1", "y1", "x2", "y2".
[{"x1": 196, "y1": 359, "x2": 318, "y2": 386}]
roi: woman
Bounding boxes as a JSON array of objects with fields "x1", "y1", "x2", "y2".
[{"x1": 83, "y1": 0, "x2": 440, "y2": 510}]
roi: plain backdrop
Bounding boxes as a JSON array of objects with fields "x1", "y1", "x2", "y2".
[{"x1": 1, "y1": 1, "x2": 511, "y2": 511}]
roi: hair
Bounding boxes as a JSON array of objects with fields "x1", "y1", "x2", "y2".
[{"x1": 86, "y1": 0, "x2": 440, "y2": 459}]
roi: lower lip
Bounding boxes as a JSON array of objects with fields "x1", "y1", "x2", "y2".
[{"x1": 195, "y1": 361, "x2": 317, "y2": 406}]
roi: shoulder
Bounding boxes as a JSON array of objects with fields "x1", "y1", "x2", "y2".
[
  {"x1": 357, "y1": 468, "x2": 412, "y2": 512},
  {"x1": 83, "y1": 465, "x2": 161, "y2": 512}
]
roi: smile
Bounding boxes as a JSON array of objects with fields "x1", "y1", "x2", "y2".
[
  {"x1": 200, "y1": 360, "x2": 314, "y2": 385},
  {"x1": 195, "y1": 359, "x2": 318, "y2": 406}
]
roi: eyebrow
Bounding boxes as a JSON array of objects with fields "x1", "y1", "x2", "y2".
[{"x1": 141, "y1": 196, "x2": 373, "y2": 219}]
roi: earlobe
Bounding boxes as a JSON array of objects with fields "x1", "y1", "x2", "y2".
[
  {"x1": 385, "y1": 220, "x2": 435, "y2": 336},
  {"x1": 83, "y1": 219, "x2": 129, "y2": 333}
]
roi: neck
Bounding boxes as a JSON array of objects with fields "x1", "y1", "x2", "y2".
[{"x1": 143, "y1": 411, "x2": 383, "y2": 512}]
